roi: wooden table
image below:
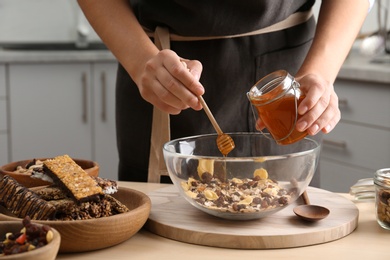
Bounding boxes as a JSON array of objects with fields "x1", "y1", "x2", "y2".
[{"x1": 56, "y1": 182, "x2": 389, "y2": 260}]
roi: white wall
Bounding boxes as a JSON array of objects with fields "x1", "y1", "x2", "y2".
[
  {"x1": 313, "y1": 0, "x2": 389, "y2": 35},
  {"x1": 0, "y1": 0, "x2": 100, "y2": 44}
]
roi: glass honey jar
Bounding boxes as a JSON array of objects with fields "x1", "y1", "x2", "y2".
[
  {"x1": 247, "y1": 70, "x2": 307, "y2": 145},
  {"x1": 374, "y1": 168, "x2": 390, "y2": 230}
]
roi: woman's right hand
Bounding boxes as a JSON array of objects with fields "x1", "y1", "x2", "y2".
[
  {"x1": 77, "y1": 1, "x2": 204, "y2": 115},
  {"x1": 135, "y1": 49, "x2": 205, "y2": 115}
]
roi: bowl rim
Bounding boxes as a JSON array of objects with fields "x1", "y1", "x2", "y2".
[
  {"x1": 163, "y1": 132, "x2": 321, "y2": 160},
  {"x1": 0, "y1": 157, "x2": 99, "y2": 174}
]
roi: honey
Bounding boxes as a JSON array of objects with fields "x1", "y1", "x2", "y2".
[{"x1": 247, "y1": 70, "x2": 308, "y2": 145}]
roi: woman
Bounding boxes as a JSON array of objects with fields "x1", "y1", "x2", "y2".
[{"x1": 77, "y1": 0, "x2": 372, "y2": 183}]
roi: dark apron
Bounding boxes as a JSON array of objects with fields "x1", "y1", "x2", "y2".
[{"x1": 116, "y1": 0, "x2": 321, "y2": 185}]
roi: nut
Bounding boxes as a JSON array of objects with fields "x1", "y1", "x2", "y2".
[{"x1": 46, "y1": 230, "x2": 54, "y2": 243}]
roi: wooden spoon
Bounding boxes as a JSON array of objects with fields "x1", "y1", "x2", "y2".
[
  {"x1": 180, "y1": 60, "x2": 234, "y2": 156},
  {"x1": 198, "y1": 96, "x2": 235, "y2": 156},
  {"x1": 293, "y1": 191, "x2": 330, "y2": 221}
]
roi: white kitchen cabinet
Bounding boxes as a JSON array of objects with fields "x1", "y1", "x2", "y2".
[
  {"x1": 319, "y1": 79, "x2": 390, "y2": 192},
  {"x1": 320, "y1": 159, "x2": 373, "y2": 193},
  {"x1": 0, "y1": 64, "x2": 8, "y2": 165},
  {"x1": 8, "y1": 61, "x2": 119, "y2": 180},
  {"x1": 92, "y1": 62, "x2": 118, "y2": 180},
  {"x1": 9, "y1": 63, "x2": 93, "y2": 160},
  {"x1": 334, "y1": 79, "x2": 390, "y2": 128}
]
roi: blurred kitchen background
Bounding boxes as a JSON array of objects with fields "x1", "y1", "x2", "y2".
[
  {"x1": 0, "y1": 0, "x2": 102, "y2": 48},
  {"x1": 0, "y1": 0, "x2": 389, "y2": 192}
]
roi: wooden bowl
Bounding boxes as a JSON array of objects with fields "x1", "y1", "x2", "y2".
[
  {"x1": 0, "y1": 187, "x2": 151, "y2": 253},
  {"x1": 0, "y1": 158, "x2": 99, "y2": 188},
  {"x1": 0, "y1": 221, "x2": 61, "y2": 260}
]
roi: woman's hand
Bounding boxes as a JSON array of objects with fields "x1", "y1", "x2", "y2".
[
  {"x1": 255, "y1": 73, "x2": 340, "y2": 136},
  {"x1": 295, "y1": 73, "x2": 341, "y2": 135},
  {"x1": 283, "y1": 0, "x2": 369, "y2": 136},
  {"x1": 135, "y1": 49, "x2": 205, "y2": 115},
  {"x1": 77, "y1": 0, "x2": 204, "y2": 115}
]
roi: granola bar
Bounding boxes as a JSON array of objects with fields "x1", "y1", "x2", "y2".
[
  {"x1": 33, "y1": 185, "x2": 68, "y2": 200},
  {"x1": 47, "y1": 195, "x2": 129, "y2": 220},
  {"x1": 0, "y1": 175, "x2": 56, "y2": 220},
  {"x1": 43, "y1": 155, "x2": 103, "y2": 202}
]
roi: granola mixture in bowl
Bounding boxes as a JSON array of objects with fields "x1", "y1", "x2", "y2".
[{"x1": 163, "y1": 133, "x2": 320, "y2": 220}]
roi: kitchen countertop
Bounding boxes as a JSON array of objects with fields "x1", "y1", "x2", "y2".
[
  {"x1": 0, "y1": 48, "x2": 116, "y2": 63},
  {"x1": 339, "y1": 50, "x2": 390, "y2": 84},
  {"x1": 56, "y1": 182, "x2": 388, "y2": 260}
]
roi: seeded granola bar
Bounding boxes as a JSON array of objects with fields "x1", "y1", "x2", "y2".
[{"x1": 43, "y1": 154, "x2": 103, "y2": 202}]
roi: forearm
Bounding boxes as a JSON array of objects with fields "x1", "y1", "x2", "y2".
[
  {"x1": 297, "y1": 0, "x2": 369, "y2": 83},
  {"x1": 77, "y1": 0, "x2": 158, "y2": 84}
]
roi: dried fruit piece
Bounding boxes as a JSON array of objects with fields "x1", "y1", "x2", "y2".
[
  {"x1": 204, "y1": 189, "x2": 218, "y2": 200},
  {"x1": 238, "y1": 196, "x2": 253, "y2": 205},
  {"x1": 197, "y1": 159, "x2": 214, "y2": 179},
  {"x1": 0, "y1": 216, "x2": 53, "y2": 256},
  {"x1": 253, "y1": 168, "x2": 268, "y2": 179},
  {"x1": 180, "y1": 167, "x2": 293, "y2": 214}
]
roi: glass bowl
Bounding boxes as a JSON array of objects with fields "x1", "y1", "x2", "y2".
[{"x1": 163, "y1": 132, "x2": 320, "y2": 220}]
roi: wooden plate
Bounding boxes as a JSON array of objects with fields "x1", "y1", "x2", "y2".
[
  {"x1": 0, "y1": 158, "x2": 99, "y2": 188},
  {"x1": 145, "y1": 186, "x2": 359, "y2": 249},
  {"x1": 0, "y1": 187, "x2": 151, "y2": 253}
]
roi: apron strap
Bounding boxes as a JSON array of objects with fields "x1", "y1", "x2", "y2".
[
  {"x1": 147, "y1": 27, "x2": 171, "y2": 183},
  {"x1": 143, "y1": 10, "x2": 313, "y2": 41}
]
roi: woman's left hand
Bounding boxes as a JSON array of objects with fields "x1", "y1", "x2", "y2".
[{"x1": 294, "y1": 73, "x2": 341, "y2": 135}]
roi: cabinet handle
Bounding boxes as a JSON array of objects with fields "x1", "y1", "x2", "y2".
[
  {"x1": 338, "y1": 98, "x2": 348, "y2": 107},
  {"x1": 323, "y1": 139, "x2": 347, "y2": 149},
  {"x1": 82, "y1": 72, "x2": 88, "y2": 123},
  {"x1": 101, "y1": 72, "x2": 107, "y2": 122}
]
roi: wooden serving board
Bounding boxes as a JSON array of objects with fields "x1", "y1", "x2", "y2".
[{"x1": 144, "y1": 186, "x2": 359, "y2": 249}]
